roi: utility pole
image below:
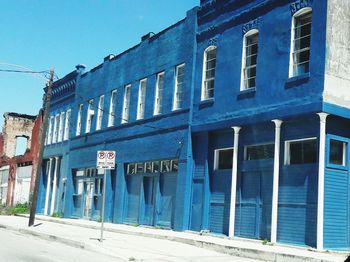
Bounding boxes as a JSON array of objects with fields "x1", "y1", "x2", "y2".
[{"x1": 28, "y1": 69, "x2": 54, "y2": 227}]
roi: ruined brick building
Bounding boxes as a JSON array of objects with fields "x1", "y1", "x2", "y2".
[{"x1": 0, "y1": 112, "x2": 42, "y2": 206}]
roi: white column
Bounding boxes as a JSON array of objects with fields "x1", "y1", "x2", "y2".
[
  {"x1": 44, "y1": 158, "x2": 53, "y2": 215},
  {"x1": 317, "y1": 112, "x2": 328, "y2": 250},
  {"x1": 270, "y1": 119, "x2": 283, "y2": 243},
  {"x1": 229, "y1": 126, "x2": 241, "y2": 238},
  {"x1": 50, "y1": 157, "x2": 60, "y2": 215}
]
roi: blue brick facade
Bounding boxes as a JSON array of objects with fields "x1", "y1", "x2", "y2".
[{"x1": 37, "y1": 0, "x2": 350, "y2": 251}]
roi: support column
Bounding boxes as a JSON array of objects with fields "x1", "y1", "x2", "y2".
[
  {"x1": 317, "y1": 112, "x2": 328, "y2": 250},
  {"x1": 44, "y1": 158, "x2": 53, "y2": 215},
  {"x1": 270, "y1": 119, "x2": 283, "y2": 243},
  {"x1": 229, "y1": 126, "x2": 241, "y2": 238},
  {"x1": 50, "y1": 157, "x2": 60, "y2": 216}
]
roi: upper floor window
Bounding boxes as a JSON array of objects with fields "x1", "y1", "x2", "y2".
[
  {"x1": 57, "y1": 112, "x2": 65, "y2": 142},
  {"x1": 329, "y1": 139, "x2": 347, "y2": 167},
  {"x1": 154, "y1": 72, "x2": 164, "y2": 115},
  {"x1": 122, "y1": 85, "x2": 131, "y2": 124},
  {"x1": 241, "y1": 30, "x2": 259, "y2": 90},
  {"x1": 201, "y1": 46, "x2": 217, "y2": 100},
  {"x1": 64, "y1": 109, "x2": 71, "y2": 141},
  {"x1": 52, "y1": 114, "x2": 59, "y2": 143},
  {"x1": 137, "y1": 79, "x2": 147, "y2": 120},
  {"x1": 76, "y1": 104, "x2": 83, "y2": 136},
  {"x1": 47, "y1": 116, "x2": 53, "y2": 145},
  {"x1": 96, "y1": 95, "x2": 104, "y2": 131},
  {"x1": 289, "y1": 8, "x2": 312, "y2": 77},
  {"x1": 173, "y1": 64, "x2": 185, "y2": 110},
  {"x1": 285, "y1": 137, "x2": 317, "y2": 165},
  {"x1": 86, "y1": 99, "x2": 94, "y2": 133},
  {"x1": 108, "y1": 90, "x2": 117, "y2": 127}
]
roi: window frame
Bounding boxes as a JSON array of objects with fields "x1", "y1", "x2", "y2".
[
  {"x1": 289, "y1": 7, "x2": 312, "y2": 78},
  {"x1": 47, "y1": 116, "x2": 54, "y2": 145},
  {"x1": 57, "y1": 111, "x2": 65, "y2": 142},
  {"x1": 326, "y1": 135, "x2": 348, "y2": 170},
  {"x1": 86, "y1": 99, "x2": 94, "y2": 134},
  {"x1": 240, "y1": 29, "x2": 259, "y2": 91},
  {"x1": 201, "y1": 46, "x2": 217, "y2": 101},
  {"x1": 122, "y1": 84, "x2": 131, "y2": 124},
  {"x1": 108, "y1": 90, "x2": 117, "y2": 127},
  {"x1": 52, "y1": 114, "x2": 59, "y2": 144},
  {"x1": 154, "y1": 72, "x2": 165, "y2": 115},
  {"x1": 244, "y1": 142, "x2": 274, "y2": 161},
  {"x1": 96, "y1": 95, "x2": 104, "y2": 131},
  {"x1": 76, "y1": 104, "x2": 83, "y2": 136},
  {"x1": 137, "y1": 79, "x2": 147, "y2": 120},
  {"x1": 214, "y1": 147, "x2": 234, "y2": 171},
  {"x1": 64, "y1": 109, "x2": 71, "y2": 141},
  {"x1": 284, "y1": 137, "x2": 317, "y2": 165},
  {"x1": 173, "y1": 64, "x2": 185, "y2": 110}
]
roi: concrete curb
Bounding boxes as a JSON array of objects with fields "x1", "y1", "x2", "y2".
[{"x1": 22, "y1": 215, "x2": 345, "y2": 262}]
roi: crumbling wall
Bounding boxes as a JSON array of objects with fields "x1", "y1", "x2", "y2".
[{"x1": 2, "y1": 113, "x2": 36, "y2": 158}]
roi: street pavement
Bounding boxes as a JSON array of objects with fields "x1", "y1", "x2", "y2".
[{"x1": 0, "y1": 215, "x2": 347, "y2": 262}]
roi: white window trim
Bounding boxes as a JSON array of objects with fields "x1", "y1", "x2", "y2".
[
  {"x1": 47, "y1": 116, "x2": 54, "y2": 145},
  {"x1": 173, "y1": 64, "x2": 185, "y2": 111},
  {"x1": 137, "y1": 79, "x2": 147, "y2": 120},
  {"x1": 240, "y1": 29, "x2": 259, "y2": 91},
  {"x1": 96, "y1": 95, "x2": 104, "y2": 131},
  {"x1": 108, "y1": 90, "x2": 117, "y2": 127},
  {"x1": 57, "y1": 112, "x2": 65, "y2": 142},
  {"x1": 76, "y1": 104, "x2": 83, "y2": 136},
  {"x1": 122, "y1": 85, "x2": 131, "y2": 124},
  {"x1": 214, "y1": 147, "x2": 234, "y2": 170},
  {"x1": 201, "y1": 45, "x2": 217, "y2": 101},
  {"x1": 52, "y1": 114, "x2": 59, "y2": 144},
  {"x1": 86, "y1": 99, "x2": 94, "y2": 134},
  {"x1": 288, "y1": 7, "x2": 312, "y2": 78},
  {"x1": 64, "y1": 109, "x2": 71, "y2": 141},
  {"x1": 154, "y1": 72, "x2": 165, "y2": 115},
  {"x1": 284, "y1": 137, "x2": 317, "y2": 165}
]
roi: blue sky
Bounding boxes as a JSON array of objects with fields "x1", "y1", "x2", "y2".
[{"x1": 0, "y1": 0, "x2": 199, "y2": 128}]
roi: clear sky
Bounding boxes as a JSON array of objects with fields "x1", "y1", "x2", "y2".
[{"x1": 0, "y1": 0, "x2": 199, "y2": 128}]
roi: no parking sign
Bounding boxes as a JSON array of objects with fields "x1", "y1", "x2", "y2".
[{"x1": 96, "y1": 150, "x2": 116, "y2": 169}]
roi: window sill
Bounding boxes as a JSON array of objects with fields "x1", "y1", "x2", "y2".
[
  {"x1": 199, "y1": 98, "x2": 214, "y2": 109},
  {"x1": 285, "y1": 73, "x2": 310, "y2": 89},
  {"x1": 326, "y1": 163, "x2": 348, "y2": 171},
  {"x1": 237, "y1": 88, "x2": 256, "y2": 100}
]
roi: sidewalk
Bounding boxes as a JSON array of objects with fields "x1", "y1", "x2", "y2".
[{"x1": 0, "y1": 214, "x2": 347, "y2": 262}]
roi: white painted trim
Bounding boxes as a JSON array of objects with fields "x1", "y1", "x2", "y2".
[
  {"x1": 317, "y1": 112, "x2": 328, "y2": 250},
  {"x1": 76, "y1": 104, "x2": 83, "y2": 136},
  {"x1": 270, "y1": 119, "x2": 283, "y2": 243},
  {"x1": 122, "y1": 84, "x2": 131, "y2": 124},
  {"x1": 137, "y1": 79, "x2": 147, "y2": 120},
  {"x1": 108, "y1": 89, "x2": 117, "y2": 127},
  {"x1": 96, "y1": 95, "x2": 104, "y2": 130},
  {"x1": 229, "y1": 126, "x2": 241, "y2": 238},
  {"x1": 173, "y1": 64, "x2": 185, "y2": 111},
  {"x1": 154, "y1": 72, "x2": 165, "y2": 115}
]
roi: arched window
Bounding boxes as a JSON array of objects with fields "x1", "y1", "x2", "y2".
[
  {"x1": 201, "y1": 45, "x2": 217, "y2": 100},
  {"x1": 241, "y1": 29, "x2": 259, "y2": 90},
  {"x1": 289, "y1": 7, "x2": 312, "y2": 77}
]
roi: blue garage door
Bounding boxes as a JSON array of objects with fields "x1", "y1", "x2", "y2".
[
  {"x1": 209, "y1": 170, "x2": 231, "y2": 235},
  {"x1": 156, "y1": 173, "x2": 177, "y2": 228},
  {"x1": 236, "y1": 171, "x2": 273, "y2": 240},
  {"x1": 124, "y1": 175, "x2": 142, "y2": 224}
]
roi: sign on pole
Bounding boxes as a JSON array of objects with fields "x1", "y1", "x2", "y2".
[
  {"x1": 96, "y1": 150, "x2": 116, "y2": 242},
  {"x1": 97, "y1": 151, "x2": 116, "y2": 170}
]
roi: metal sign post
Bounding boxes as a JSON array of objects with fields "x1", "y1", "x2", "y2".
[{"x1": 96, "y1": 150, "x2": 116, "y2": 242}]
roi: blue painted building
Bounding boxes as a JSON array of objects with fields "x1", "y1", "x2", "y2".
[{"x1": 38, "y1": 0, "x2": 350, "y2": 251}]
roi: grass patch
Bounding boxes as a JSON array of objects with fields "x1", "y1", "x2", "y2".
[{"x1": 0, "y1": 203, "x2": 30, "y2": 215}]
